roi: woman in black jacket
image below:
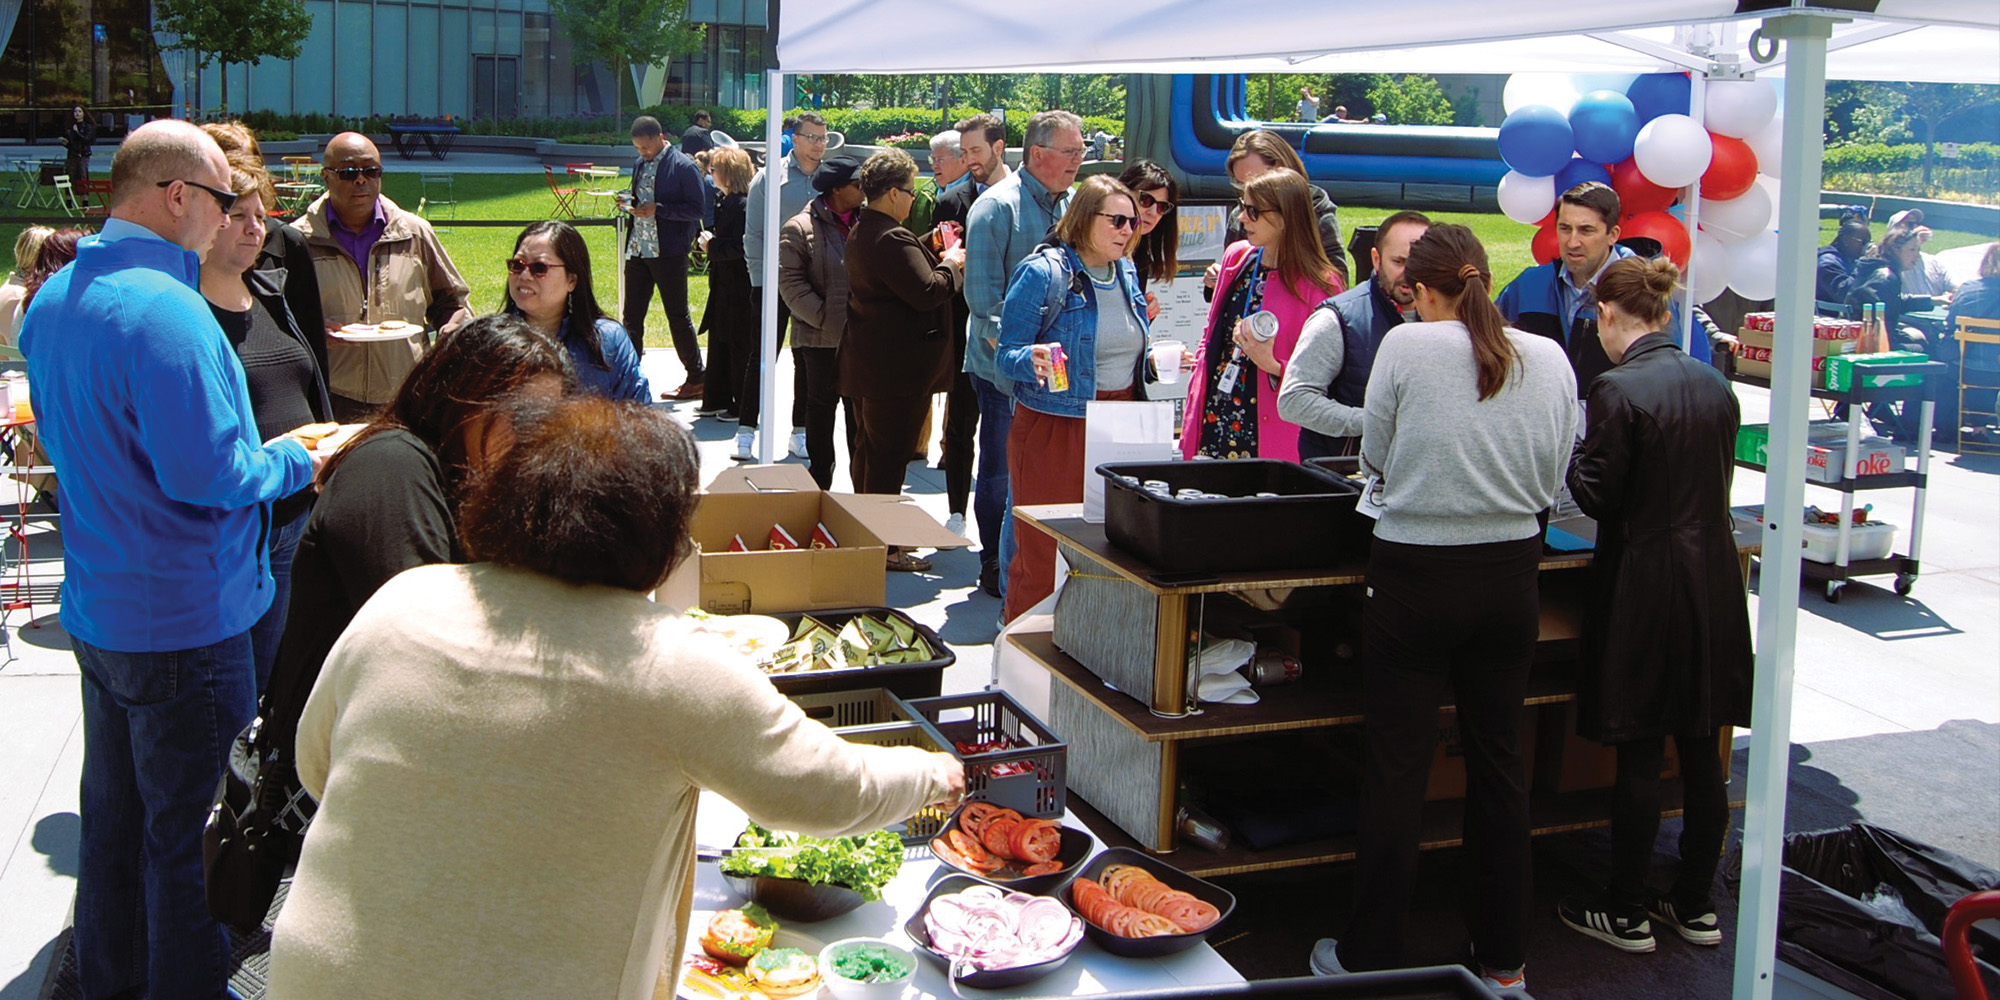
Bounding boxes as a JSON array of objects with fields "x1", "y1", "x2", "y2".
[
  {"x1": 1559, "y1": 256, "x2": 1753, "y2": 956},
  {"x1": 61, "y1": 105, "x2": 94, "y2": 182},
  {"x1": 699, "y1": 146, "x2": 755, "y2": 419}
]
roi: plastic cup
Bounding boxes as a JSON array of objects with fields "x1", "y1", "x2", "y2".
[{"x1": 1152, "y1": 340, "x2": 1185, "y2": 384}]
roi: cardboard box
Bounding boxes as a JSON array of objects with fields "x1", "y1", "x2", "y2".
[
  {"x1": 1426, "y1": 707, "x2": 1538, "y2": 801},
  {"x1": 1536, "y1": 703, "x2": 1680, "y2": 794},
  {"x1": 1733, "y1": 352, "x2": 1837, "y2": 380},
  {"x1": 1736, "y1": 327, "x2": 1857, "y2": 357},
  {"x1": 687, "y1": 465, "x2": 967, "y2": 614},
  {"x1": 1824, "y1": 351, "x2": 1929, "y2": 392},
  {"x1": 1735, "y1": 423, "x2": 1907, "y2": 482}
]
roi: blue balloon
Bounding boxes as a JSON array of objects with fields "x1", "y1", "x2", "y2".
[
  {"x1": 1626, "y1": 72, "x2": 1692, "y2": 125},
  {"x1": 1497, "y1": 105, "x2": 1573, "y2": 178},
  {"x1": 1569, "y1": 90, "x2": 1640, "y2": 165},
  {"x1": 1553, "y1": 157, "x2": 1612, "y2": 196}
]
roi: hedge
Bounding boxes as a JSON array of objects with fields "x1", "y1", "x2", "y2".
[
  {"x1": 1824, "y1": 142, "x2": 1998, "y2": 172},
  {"x1": 702, "y1": 107, "x2": 1124, "y2": 148}
]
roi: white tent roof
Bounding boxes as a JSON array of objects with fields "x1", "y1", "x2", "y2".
[{"x1": 776, "y1": 1, "x2": 1998, "y2": 81}]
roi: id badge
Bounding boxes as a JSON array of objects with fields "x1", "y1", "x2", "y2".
[{"x1": 1216, "y1": 357, "x2": 1240, "y2": 396}]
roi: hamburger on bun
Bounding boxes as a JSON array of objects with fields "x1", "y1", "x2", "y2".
[
  {"x1": 701, "y1": 905, "x2": 777, "y2": 966},
  {"x1": 746, "y1": 947, "x2": 820, "y2": 999}
]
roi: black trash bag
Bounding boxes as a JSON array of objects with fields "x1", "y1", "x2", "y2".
[{"x1": 1759, "y1": 823, "x2": 2000, "y2": 1000}]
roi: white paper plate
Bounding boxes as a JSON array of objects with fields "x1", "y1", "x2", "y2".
[
  {"x1": 330, "y1": 325, "x2": 425, "y2": 343},
  {"x1": 679, "y1": 925, "x2": 827, "y2": 1000}
]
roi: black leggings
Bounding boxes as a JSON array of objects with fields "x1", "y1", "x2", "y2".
[{"x1": 1611, "y1": 726, "x2": 1729, "y2": 910}]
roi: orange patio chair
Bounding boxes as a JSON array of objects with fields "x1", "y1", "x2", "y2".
[{"x1": 542, "y1": 164, "x2": 579, "y2": 219}]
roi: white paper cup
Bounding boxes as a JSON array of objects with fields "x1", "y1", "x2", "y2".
[{"x1": 1152, "y1": 340, "x2": 1186, "y2": 384}]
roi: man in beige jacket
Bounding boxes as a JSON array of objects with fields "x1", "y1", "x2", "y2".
[{"x1": 293, "y1": 132, "x2": 471, "y2": 419}]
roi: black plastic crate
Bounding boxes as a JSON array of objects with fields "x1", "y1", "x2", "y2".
[
  {"x1": 1098, "y1": 459, "x2": 1370, "y2": 574},
  {"x1": 832, "y1": 718, "x2": 950, "y2": 845},
  {"x1": 788, "y1": 687, "x2": 914, "y2": 729},
  {"x1": 762, "y1": 607, "x2": 953, "y2": 699},
  {"x1": 907, "y1": 690, "x2": 1067, "y2": 819}
]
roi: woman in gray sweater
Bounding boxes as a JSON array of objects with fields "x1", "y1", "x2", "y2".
[{"x1": 1310, "y1": 224, "x2": 1576, "y2": 995}]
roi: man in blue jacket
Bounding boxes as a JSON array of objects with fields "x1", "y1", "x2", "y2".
[
  {"x1": 1816, "y1": 216, "x2": 1872, "y2": 307},
  {"x1": 1497, "y1": 182, "x2": 1642, "y2": 395},
  {"x1": 622, "y1": 115, "x2": 708, "y2": 400},
  {"x1": 20, "y1": 119, "x2": 319, "y2": 1000}
]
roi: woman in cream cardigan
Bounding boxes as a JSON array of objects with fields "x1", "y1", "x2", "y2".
[{"x1": 269, "y1": 395, "x2": 964, "y2": 1000}]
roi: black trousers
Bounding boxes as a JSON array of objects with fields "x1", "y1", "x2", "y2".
[
  {"x1": 735, "y1": 295, "x2": 798, "y2": 431},
  {"x1": 1610, "y1": 726, "x2": 1729, "y2": 910},
  {"x1": 852, "y1": 394, "x2": 929, "y2": 496},
  {"x1": 942, "y1": 370, "x2": 978, "y2": 515},
  {"x1": 1341, "y1": 535, "x2": 1541, "y2": 974},
  {"x1": 795, "y1": 346, "x2": 855, "y2": 489},
  {"x1": 622, "y1": 253, "x2": 701, "y2": 381}
]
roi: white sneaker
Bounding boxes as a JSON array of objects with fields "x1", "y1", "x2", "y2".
[
  {"x1": 945, "y1": 513, "x2": 967, "y2": 537},
  {"x1": 788, "y1": 429, "x2": 809, "y2": 459},
  {"x1": 733, "y1": 428, "x2": 755, "y2": 461}
]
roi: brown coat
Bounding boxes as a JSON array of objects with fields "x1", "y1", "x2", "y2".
[
  {"x1": 777, "y1": 199, "x2": 851, "y2": 350},
  {"x1": 839, "y1": 208, "x2": 959, "y2": 399},
  {"x1": 292, "y1": 194, "x2": 472, "y2": 403}
]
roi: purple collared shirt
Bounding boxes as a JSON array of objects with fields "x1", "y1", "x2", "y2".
[{"x1": 329, "y1": 198, "x2": 388, "y2": 272}]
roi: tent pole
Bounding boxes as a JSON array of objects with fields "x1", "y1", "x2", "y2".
[
  {"x1": 759, "y1": 69, "x2": 786, "y2": 464},
  {"x1": 1732, "y1": 12, "x2": 1834, "y2": 1000}
]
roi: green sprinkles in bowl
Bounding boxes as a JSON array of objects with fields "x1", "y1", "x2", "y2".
[{"x1": 830, "y1": 944, "x2": 912, "y2": 983}]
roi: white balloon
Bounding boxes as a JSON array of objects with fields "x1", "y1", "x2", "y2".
[
  {"x1": 1633, "y1": 114, "x2": 1713, "y2": 189},
  {"x1": 1700, "y1": 184, "x2": 1773, "y2": 241},
  {"x1": 1705, "y1": 79, "x2": 1780, "y2": 139},
  {"x1": 1497, "y1": 170, "x2": 1558, "y2": 225},
  {"x1": 1686, "y1": 229, "x2": 1730, "y2": 305},
  {"x1": 1747, "y1": 109, "x2": 1784, "y2": 177},
  {"x1": 1504, "y1": 73, "x2": 1583, "y2": 116},
  {"x1": 1755, "y1": 174, "x2": 1782, "y2": 213},
  {"x1": 1572, "y1": 72, "x2": 1639, "y2": 96},
  {"x1": 1727, "y1": 229, "x2": 1781, "y2": 302}
]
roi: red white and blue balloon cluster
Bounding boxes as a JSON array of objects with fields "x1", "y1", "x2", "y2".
[{"x1": 1495, "y1": 72, "x2": 1785, "y2": 304}]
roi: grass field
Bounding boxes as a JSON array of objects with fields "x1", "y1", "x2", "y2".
[{"x1": 5, "y1": 172, "x2": 1994, "y2": 351}]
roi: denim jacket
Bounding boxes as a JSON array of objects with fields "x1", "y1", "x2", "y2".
[{"x1": 996, "y1": 243, "x2": 1150, "y2": 418}]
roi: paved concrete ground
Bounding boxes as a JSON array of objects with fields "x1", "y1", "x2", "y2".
[{"x1": 0, "y1": 348, "x2": 1993, "y2": 999}]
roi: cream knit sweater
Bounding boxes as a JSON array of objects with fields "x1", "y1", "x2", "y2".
[{"x1": 268, "y1": 563, "x2": 955, "y2": 1000}]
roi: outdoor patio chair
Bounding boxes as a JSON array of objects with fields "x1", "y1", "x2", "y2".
[
  {"x1": 77, "y1": 179, "x2": 112, "y2": 217},
  {"x1": 52, "y1": 175, "x2": 82, "y2": 217},
  {"x1": 419, "y1": 173, "x2": 456, "y2": 221},
  {"x1": 542, "y1": 164, "x2": 579, "y2": 219},
  {"x1": 1955, "y1": 316, "x2": 2000, "y2": 455}
]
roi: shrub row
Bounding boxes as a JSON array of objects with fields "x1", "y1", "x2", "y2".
[{"x1": 1824, "y1": 142, "x2": 1998, "y2": 173}]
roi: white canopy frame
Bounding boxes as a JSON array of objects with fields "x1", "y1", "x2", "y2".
[{"x1": 748, "y1": 8, "x2": 1998, "y2": 993}]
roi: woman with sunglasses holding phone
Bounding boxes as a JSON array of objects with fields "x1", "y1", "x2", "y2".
[
  {"x1": 994, "y1": 175, "x2": 1154, "y2": 620},
  {"x1": 1118, "y1": 159, "x2": 1179, "y2": 323},
  {"x1": 1182, "y1": 167, "x2": 1342, "y2": 461},
  {"x1": 500, "y1": 221, "x2": 650, "y2": 403}
]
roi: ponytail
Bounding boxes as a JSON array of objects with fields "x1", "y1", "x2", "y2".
[{"x1": 1407, "y1": 224, "x2": 1517, "y2": 401}]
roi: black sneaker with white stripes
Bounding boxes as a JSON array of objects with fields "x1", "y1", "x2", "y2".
[
  {"x1": 1558, "y1": 894, "x2": 1656, "y2": 953},
  {"x1": 1649, "y1": 895, "x2": 1723, "y2": 946}
]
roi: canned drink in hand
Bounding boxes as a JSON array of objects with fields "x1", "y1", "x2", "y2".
[
  {"x1": 1048, "y1": 343, "x2": 1071, "y2": 393},
  {"x1": 1246, "y1": 310, "x2": 1280, "y2": 342}
]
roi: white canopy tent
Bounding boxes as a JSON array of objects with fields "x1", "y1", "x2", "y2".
[{"x1": 748, "y1": 8, "x2": 1999, "y2": 994}]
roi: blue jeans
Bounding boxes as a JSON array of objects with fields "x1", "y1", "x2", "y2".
[
  {"x1": 249, "y1": 499, "x2": 311, "y2": 697},
  {"x1": 971, "y1": 374, "x2": 1015, "y2": 587},
  {"x1": 75, "y1": 633, "x2": 257, "y2": 1000}
]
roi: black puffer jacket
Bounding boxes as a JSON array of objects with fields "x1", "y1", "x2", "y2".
[{"x1": 1566, "y1": 332, "x2": 1754, "y2": 743}]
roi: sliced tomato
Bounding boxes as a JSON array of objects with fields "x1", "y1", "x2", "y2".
[
  {"x1": 981, "y1": 816, "x2": 1022, "y2": 858},
  {"x1": 931, "y1": 836, "x2": 973, "y2": 872},
  {"x1": 1008, "y1": 819, "x2": 1063, "y2": 864},
  {"x1": 1021, "y1": 860, "x2": 1064, "y2": 877},
  {"x1": 946, "y1": 829, "x2": 1004, "y2": 872},
  {"x1": 957, "y1": 802, "x2": 1007, "y2": 840}
]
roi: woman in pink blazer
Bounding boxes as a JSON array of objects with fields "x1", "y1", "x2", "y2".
[{"x1": 1180, "y1": 167, "x2": 1344, "y2": 461}]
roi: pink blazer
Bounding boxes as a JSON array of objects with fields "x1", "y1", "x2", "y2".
[{"x1": 1179, "y1": 240, "x2": 1344, "y2": 461}]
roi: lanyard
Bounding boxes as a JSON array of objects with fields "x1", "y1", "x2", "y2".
[{"x1": 1219, "y1": 250, "x2": 1270, "y2": 395}]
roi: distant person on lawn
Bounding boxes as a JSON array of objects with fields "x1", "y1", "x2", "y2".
[{"x1": 622, "y1": 115, "x2": 708, "y2": 400}]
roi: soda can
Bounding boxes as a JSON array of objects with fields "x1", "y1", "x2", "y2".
[
  {"x1": 1245, "y1": 310, "x2": 1280, "y2": 342},
  {"x1": 1144, "y1": 479, "x2": 1171, "y2": 492},
  {"x1": 1254, "y1": 492, "x2": 1279, "y2": 498},
  {"x1": 1048, "y1": 343, "x2": 1071, "y2": 392},
  {"x1": 1240, "y1": 650, "x2": 1302, "y2": 686}
]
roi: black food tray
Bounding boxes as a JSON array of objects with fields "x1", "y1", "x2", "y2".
[
  {"x1": 1099, "y1": 459, "x2": 1370, "y2": 573},
  {"x1": 761, "y1": 607, "x2": 953, "y2": 699}
]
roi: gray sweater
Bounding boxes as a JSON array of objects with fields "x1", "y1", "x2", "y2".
[
  {"x1": 1277, "y1": 307, "x2": 1363, "y2": 438},
  {"x1": 1360, "y1": 320, "x2": 1578, "y2": 546}
]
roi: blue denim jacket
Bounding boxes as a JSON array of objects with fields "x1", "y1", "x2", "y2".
[{"x1": 996, "y1": 243, "x2": 1150, "y2": 418}]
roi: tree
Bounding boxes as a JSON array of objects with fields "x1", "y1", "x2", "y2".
[
  {"x1": 1891, "y1": 83, "x2": 1989, "y2": 192},
  {"x1": 548, "y1": 0, "x2": 704, "y2": 117},
  {"x1": 153, "y1": 0, "x2": 311, "y2": 113},
  {"x1": 1366, "y1": 74, "x2": 1455, "y2": 126}
]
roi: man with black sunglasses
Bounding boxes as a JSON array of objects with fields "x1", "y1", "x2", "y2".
[
  {"x1": 293, "y1": 131, "x2": 471, "y2": 420},
  {"x1": 19, "y1": 120, "x2": 324, "y2": 1000}
]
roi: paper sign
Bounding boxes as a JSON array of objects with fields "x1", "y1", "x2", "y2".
[{"x1": 1082, "y1": 400, "x2": 1177, "y2": 523}]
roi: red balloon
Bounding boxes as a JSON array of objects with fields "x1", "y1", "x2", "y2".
[
  {"x1": 1532, "y1": 223, "x2": 1559, "y2": 265},
  {"x1": 1536, "y1": 206, "x2": 1557, "y2": 228},
  {"x1": 1610, "y1": 156, "x2": 1677, "y2": 215},
  {"x1": 1700, "y1": 134, "x2": 1758, "y2": 201},
  {"x1": 1620, "y1": 210, "x2": 1691, "y2": 268}
]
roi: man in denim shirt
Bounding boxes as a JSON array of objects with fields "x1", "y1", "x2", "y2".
[
  {"x1": 964, "y1": 109, "x2": 1083, "y2": 602},
  {"x1": 623, "y1": 115, "x2": 707, "y2": 400}
]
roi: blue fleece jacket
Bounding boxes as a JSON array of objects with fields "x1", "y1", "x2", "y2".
[{"x1": 20, "y1": 223, "x2": 313, "y2": 652}]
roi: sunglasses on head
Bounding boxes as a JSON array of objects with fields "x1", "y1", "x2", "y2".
[
  {"x1": 327, "y1": 165, "x2": 384, "y2": 182},
  {"x1": 505, "y1": 258, "x2": 567, "y2": 277},
  {"x1": 1138, "y1": 190, "x2": 1174, "y2": 212},
  {"x1": 1239, "y1": 202, "x2": 1277, "y2": 222},
  {"x1": 1097, "y1": 212, "x2": 1138, "y2": 231},
  {"x1": 156, "y1": 178, "x2": 238, "y2": 212}
]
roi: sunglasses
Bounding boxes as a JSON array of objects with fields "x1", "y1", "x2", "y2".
[
  {"x1": 1097, "y1": 212, "x2": 1138, "y2": 231},
  {"x1": 156, "y1": 178, "x2": 238, "y2": 212},
  {"x1": 1138, "y1": 191, "x2": 1175, "y2": 213},
  {"x1": 326, "y1": 165, "x2": 384, "y2": 182},
  {"x1": 1239, "y1": 202, "x2": 1277, "y2": 222},
  {"x1": 505, "y1": 258, "x2": 567, "y2": 277}
]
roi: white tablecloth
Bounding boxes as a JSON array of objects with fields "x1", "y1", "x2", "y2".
[{"x1": 685, "y1": 794, "x2": 1245, "y2": 999}]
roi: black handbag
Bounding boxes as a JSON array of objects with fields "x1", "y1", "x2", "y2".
[{"x1": 202, "y1": 708, "x2": 318, "y2": 935}]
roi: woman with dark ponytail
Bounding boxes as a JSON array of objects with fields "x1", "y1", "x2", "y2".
[
  {"x1": 1557, "y1": 256, "x2": 1751, "y2": 957},
  {"x1": 1309, "y1": 224, "x2": 1576, "y2": 995}
]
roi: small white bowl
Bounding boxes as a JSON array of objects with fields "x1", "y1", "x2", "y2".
[{"x1": 817, "y1": 937, "x2": 917, "y2": 1000}]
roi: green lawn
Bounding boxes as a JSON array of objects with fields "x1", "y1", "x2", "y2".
[{"x1": 7, "y1": 172, "x2": 1993, "y2": 351}]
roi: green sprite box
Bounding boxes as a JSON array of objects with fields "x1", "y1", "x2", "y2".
[
  {"x1": 1823, "y1": 351, "x2": 1929, "y2": 392},
  {"x1": 1735, "y1": 423, "x2": 1771, "y2": 466}
]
